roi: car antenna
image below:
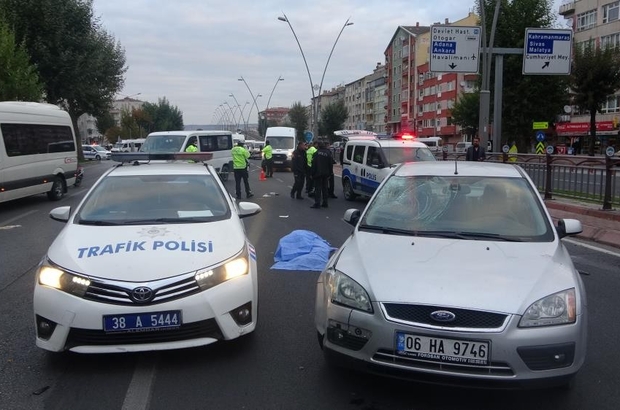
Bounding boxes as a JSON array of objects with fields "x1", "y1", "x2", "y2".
[{"x1": 454, "y1": 160, "x2": 459, "y2": 175}]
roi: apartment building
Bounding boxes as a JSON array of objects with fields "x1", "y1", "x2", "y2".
[
  {"x1": 77, "y1": 113, "x2": 103, "y2": 145},
  {"x1": 260, "y1": 107, "x2": 289, "y2": 125},
  {"x1": 384, "y1": 24, "x2": 430, "y2": 135},
  {"x1": 558, "y1": 0, "x2": 620, "y2": 147},
  {"x1": 343, "y1": 63, "x2": 387, "y2": 132},
  {"x1": 110, "y1": 96, "x2": 144, "y2": 127}
]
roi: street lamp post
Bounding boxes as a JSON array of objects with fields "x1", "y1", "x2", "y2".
[
  {"x1": 229, "y1": 93, "x2": 247, "y2": 133},
  {"x1": 238, "y1": 77, "x2": 263, "y2": 135},
  {"x1": 278, "y1": 13, "x2": 353, "y2": 139},
  {"x1": 266, "y1": 76, "x2": 284, "y2": 111}
]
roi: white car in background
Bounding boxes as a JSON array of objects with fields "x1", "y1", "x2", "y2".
[
  {"x1": 83, "y1": 145, "x2": 111, "y2": 160},
  {"x1": 34, "y1": 152, "x2": 261, "y2": 353},
  {"x1": 316, "y1": 161, "x2": 587, "y2": 389}
]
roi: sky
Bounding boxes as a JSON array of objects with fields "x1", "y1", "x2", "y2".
[{"x1": 92, "y1": 0, "x2": 567, "y2": 126}]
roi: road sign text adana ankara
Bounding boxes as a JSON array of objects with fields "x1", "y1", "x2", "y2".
[
  {"x1": 522, "y1": 28, "x2": 572, "y2": 75},
  {"x1": 430, "y1": 26, "x2": 481, "y2": 74}
]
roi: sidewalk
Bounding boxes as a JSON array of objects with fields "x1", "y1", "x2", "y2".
[{"x1": 545, "y1": 198, "x2": 620, "y2": 250}]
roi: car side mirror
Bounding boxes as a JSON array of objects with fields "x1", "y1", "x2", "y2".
[
  {"x1": 343, "y1": 209, "x2": 361, "y2": 227},
  {"x1": 49, "y1": 206, "x2": 71, "y2": 222},
  {"x1": 557, "y1": 218, "x2": 582, "y2": 239},
  {"x1": 238, "y1": 202, "x2": 262, "y2": 218}
]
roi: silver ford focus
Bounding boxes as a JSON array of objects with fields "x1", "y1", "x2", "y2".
[{"x1": 315, "y1": 161, "x2": 587, "y2": 388}]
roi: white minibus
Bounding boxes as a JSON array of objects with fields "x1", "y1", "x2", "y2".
[
  {"x1": 141, "y1": 130, "x2": 234, "y2": 181},
  {"x1": 0, "y1": 102, "x2": 78, "y2": 203},
  {"x1": 265, "y1": 126, "x2": 296, "y2": 170},
  {"x1": 416, "y1": 136, "x2": 443, "y2": 152}
]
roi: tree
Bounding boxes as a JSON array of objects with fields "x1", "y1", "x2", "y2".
[
  {"x1": 571, "y1": 44, "x2": 620, "y2": 156},
  {"x1": 0, "y1": 19, "x2": 43, "y2": 100},
  {"x1": 318, "y1": 100, "x2": 348, "y2": 142},
  {"x1": 450, "y1": 91, "x2": 480, "y2": 139},
  {"x1": 95, "y1": 111, "x2": 116, "y2": 137},
  {"x1": 479, "y1": 0, "x2": 569, "y2": 151},
  {"x1": 288, "y1": 102, "x2": 308, "y2": 142},
  {"x1": 0, "y1": 0, "x2": 127, "y2": 155},
  {"x1": 141, "y1": 97, "x2": 184, "y2": 132}
]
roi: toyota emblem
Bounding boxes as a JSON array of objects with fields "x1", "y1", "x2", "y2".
[
  {"x1": 131, "y1": 286, "x2": 154, "y2": 303},
  {"x1": 430, "y1": 310, "x2": 456, "y2": 322}
]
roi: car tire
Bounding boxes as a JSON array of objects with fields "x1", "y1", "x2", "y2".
[
  {"x1": 95, "y1": 155, "x2": 101, "y2": 161},
  {"x1": 317, "y1": 331, "x2": 324, "y2": 349},
  {"x1": 47, "y1": 176, "x2": 65, "y2": 201},
  {"x1": 219, "y1": 164, "x2": 229, "y2": 182},
  {"x1": 343, "y1": 178, "x2": 357, "y2": 201}
]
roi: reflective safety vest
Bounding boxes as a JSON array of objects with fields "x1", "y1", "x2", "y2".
[
  {"x1": 508, "y1": 145, "x2": 518, "y2": 162},
  {"x1": 185, "y1": 144, "x2": 198, "y2": 152},
  {"x1": 232, "y1": 146, "x2": 250, "y2": 169},
  {"x1": 306, "y1": 146, "x2": 317, "y2": 167},
  {"x1": 262, "y1": 144, "x2": 273, "y2": 160}
]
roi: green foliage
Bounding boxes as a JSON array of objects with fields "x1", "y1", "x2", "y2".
[
  {"x1": 95, "y1": 111, "x2": 116, "y2": 136},
  {"x1": 0, "y1": 19, "x2": 43, "y2": 100},
  {"x1": 288, "y1": 102, "x2": 309, "y2": 141},
  {"x1": 0, "y1": 0, "x2": 127, "y2": 123},
  {"x1": 450, "y1": 92, "x2": 480, "y2": 138},
  {"x1": 478, "y1": 0, "x2": 568, "y2": 150},
  {"x1": 318, "y1": 100, "x2": 348, "y2": 142},
  {"x1": 571, "y1": 44, "x2": 620, "y2": 155},
  {"x1": 141, "y1": 97, "x2": 184, "y2": 132}
]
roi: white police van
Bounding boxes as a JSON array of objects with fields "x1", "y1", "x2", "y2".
[
  {"x1": 341, "y1": 134, "x2": 436, "y2": 200},
  {"x1": 33, "y1": 152, "x2": 261, "y2": 353}
]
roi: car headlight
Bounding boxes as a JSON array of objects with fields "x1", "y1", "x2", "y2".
[
  {"x1": 195, "y1": 249, "x2": 249, "y2": 291},
  {"x1": 38, "y1": 263, "x2": 91, "y2": 297},
  {"x1": 519, "y1": 288, "x2": 576, "y2": 328},
  {"x1": 327, "y1": 269, "x2": 373, "y2": 313}
]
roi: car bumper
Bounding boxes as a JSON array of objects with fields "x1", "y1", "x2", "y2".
[
  {"x1": 316, "y1": 284, "x2": 587, "y2": 388},
  {"x1": 34, "y1": 273, "x2": 257, "y2": 353}
]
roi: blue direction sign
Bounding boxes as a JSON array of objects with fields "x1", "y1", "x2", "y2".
[
  {"x1": 536, "y1": 131, "x2": 546, "y2": 142},
  {"x1": 523, "y1": 28, "x2": 572, "y2": 75},
  {"x1": 429, "y1": 26, "x2": 481, "y2": 73},
  {"x1": 606, "y1": 146, "x2": 616, "y2": 157},
  {"x1": 304, "y1": 131, "x2": 314, "y2": 143}
]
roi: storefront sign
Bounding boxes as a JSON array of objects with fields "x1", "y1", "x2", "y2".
[{"x1": 556, "y1": 121, "x2": 615, "y2": 135}]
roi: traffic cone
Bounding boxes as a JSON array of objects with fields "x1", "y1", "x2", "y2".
[{"x1": 259, "y1": 169, "x2": 267, "y2": 181}]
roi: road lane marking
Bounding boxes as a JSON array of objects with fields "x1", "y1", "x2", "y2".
[
  {"x1": 564, "y1": 238, "x2": 620, "y2": 258},
  {"x1": 121, "y1": 355, "x2": 158, "y2": 410},
  {"x1": 0, "y1": 210, "x2": 38, "y2": 227}
]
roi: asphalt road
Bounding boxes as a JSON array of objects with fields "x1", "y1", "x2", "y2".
[{"x1": 0, "y1": 159, "x2": 619, "y2": 410}]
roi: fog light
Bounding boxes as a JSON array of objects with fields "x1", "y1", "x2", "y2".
[
  {"x1": 326, "y1": 319, "x2": 371, "y2": 351},
  {"x1": 36, "y1": 315, "x2": 57, "y2": 340},
  {"x1": 230, "y1": 302, "x2": 252, "y2": 326}
]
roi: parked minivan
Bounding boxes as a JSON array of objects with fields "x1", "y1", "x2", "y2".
[
  {"x1": 265, "y1": 127, "x2": 296, "y2": 170},
  {"x1": 141, "y1": 130, "x2": 234, "y2": 181},
  {"x1": 0, "y1": 102, "x2": 78, "y2": 203}
]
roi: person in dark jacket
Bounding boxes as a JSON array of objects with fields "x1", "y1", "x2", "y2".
[
  {"x1": 310, "y1": 141, "x2": 334, "y2": 209},
  {"x1": 466, "y1": 137, "x2": 486, "y2": 161},
  {"x1": 290, "y1": 141, "x2": 307, "y2": 199}
]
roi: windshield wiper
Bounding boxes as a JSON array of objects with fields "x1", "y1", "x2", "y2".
[
  {"x1": 456, "y1": 232, "x2": 523, "y2": 242},
  {"x1": 358, "y1": 224, "x2": 418, "y2": 236},
  {"x1": 77, "y1": 220, "x2": 125, "y2": 226}
]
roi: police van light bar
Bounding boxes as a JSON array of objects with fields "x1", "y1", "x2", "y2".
[{"x1": 110, "y1": 152, "x2": 214, "y2": 163}]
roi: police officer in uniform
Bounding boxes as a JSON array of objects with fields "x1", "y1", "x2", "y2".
[
  {"x1": 310, "y1": 141, "x2": 334, "y2": 209},
  {"x1": 231, "y1": 141, "x2": 253, "y2": 199},
  {"x1": 262, "y1": 140, "x2": 273, "y2": 177},
  {"x1": 305, "y1": 141, "x2": 318, "y2": 196},
  {"x1": 290, "y1": 141, "x2": 306, "y2": 199}
]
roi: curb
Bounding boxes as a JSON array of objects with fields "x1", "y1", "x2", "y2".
[{"x1": 544, "y1": 200, "x2": 620, "y2": 222}]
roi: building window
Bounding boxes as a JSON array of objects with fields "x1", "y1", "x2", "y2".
[
  {"x1": 603, "y1": 1, "x2": 619, "y2": 24},
  {"x1": 601, "y1": 32, "x2": 620, "y2": 48},
  {"x1": 601, "y1": 94, "x2": 620, "y2": 113},
  {"x1": 576, "y1": 10, "x2": 597, "y2": 31},
  {"x1": 576, "y1": 39, "x2": 596, "y2": 52}
]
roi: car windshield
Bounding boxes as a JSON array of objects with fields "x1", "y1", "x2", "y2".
[
  {"x1": 382, "y1": 146, "x2": 436, "y2": 165},
  {"x1": 140, "y1": 135, "x2": 186, "y2": 152},
  {"x1": 360, "y1": 175, "x2": 553, "y2": 242},
  {"x1": 93, "y1": 146, "x2": 107, "y2": 152},
  {"x1": 75, "y1": 174, "x2": 231, "y2": 224},
  {"x1": 268, "y1": 137, "x2": 294, "y2": 150}
]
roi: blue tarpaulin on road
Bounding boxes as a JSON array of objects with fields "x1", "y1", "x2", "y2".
[{"x1": 271, "y1": 230, "x2": 337, "y2": 271}]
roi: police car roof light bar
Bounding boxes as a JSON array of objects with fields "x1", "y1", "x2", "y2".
[{"x1": 110, "y1": 152, "x2": 214, "y2": 163}]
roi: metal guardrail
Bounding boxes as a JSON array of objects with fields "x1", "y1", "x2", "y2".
[{"x1": 435, "y1": 152, "x2": 620, "y2": 209}]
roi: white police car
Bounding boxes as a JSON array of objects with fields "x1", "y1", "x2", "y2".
[
  {"x1": 340, "y1": 134, "x2": 435, "y2": 201},
  {"x1": 34, "y1": 152, "x2": 261, "y2": 353}
]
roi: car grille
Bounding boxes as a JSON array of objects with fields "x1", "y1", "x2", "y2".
[
  {"x1": 65, "y1": 318, "x2": 222, "y2": 348},
  {"x1": 84, "y1": 274, "x2": 200, "y2": 306},
  {"x1": 382, "y1": 303, "x2": 508, "y2": 330},
  {"x1": 272, "y1": 153, "x2": 287, "y2": 161},
  {"x1": 372, "y1": 349, "x2": 514, "y2": 376}
]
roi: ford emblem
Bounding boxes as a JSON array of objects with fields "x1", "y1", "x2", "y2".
[
  {"x1": 131, "y1": 287, "x2": 154, "y2": 303},
  {"x1": 430, "y1": 310, "x2": 456, "y2": 322}
]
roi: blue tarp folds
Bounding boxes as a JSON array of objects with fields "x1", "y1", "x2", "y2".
[{"x1": 271, "y1": 230, "x2": 337, "y2": 271}]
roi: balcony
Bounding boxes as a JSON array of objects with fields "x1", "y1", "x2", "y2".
[{"x1": 559, "y1": 1, "x2": 575, "y2": 16}]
